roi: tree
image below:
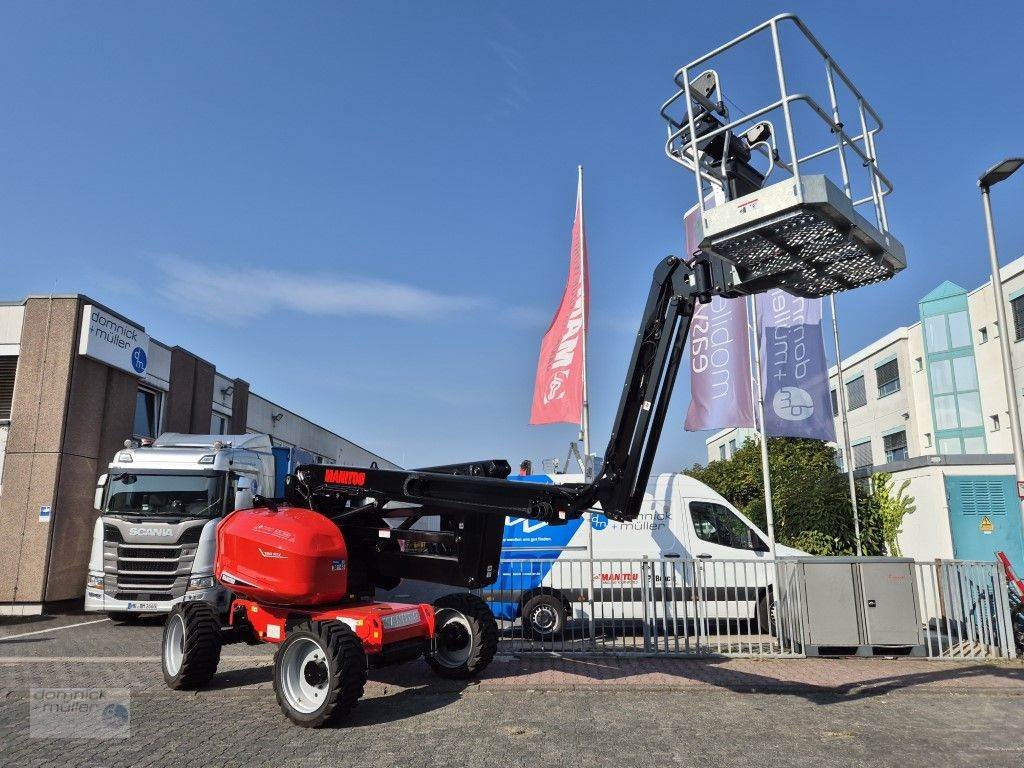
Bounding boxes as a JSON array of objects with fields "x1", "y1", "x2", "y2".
[
  {"x1": 864, "y1": 472, "x2": 916, "y2": 556},
  {"x1": 687, "y1": 437, "x2": 886, "y2": 556}
]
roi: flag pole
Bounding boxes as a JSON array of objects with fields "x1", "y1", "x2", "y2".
[
  {"x1": 829, "y1": 294, "x2": 863, "y2": 556},
  {"x1": 577, "y1": 165, "x2": 593, "y2": 481},
  {"x1": 749, "y1": 295, "x2": 778, "y2": 557}
]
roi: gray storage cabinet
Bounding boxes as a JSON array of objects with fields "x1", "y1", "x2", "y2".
[{"x1": 783, "y1": 557, "x2": 924, "y2": 656}]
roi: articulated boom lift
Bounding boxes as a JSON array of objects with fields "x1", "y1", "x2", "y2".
[{"x1": 161, "y1": 14, "x2": 906, "y2": 727}]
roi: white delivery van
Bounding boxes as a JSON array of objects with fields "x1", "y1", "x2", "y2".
[{"x1": 483, "y1": 471, "x2": 805, "y2": 637}]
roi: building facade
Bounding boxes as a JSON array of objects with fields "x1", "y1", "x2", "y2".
[
  {"x1": 0, "y1": 294, "x2": 393, "y2": 610},
  {"x1": 704, "y1": 256, "x2": 1024, "y2": 564}
]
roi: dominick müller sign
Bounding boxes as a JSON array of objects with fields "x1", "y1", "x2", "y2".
[{"x1": 78, "y1": 304, "x2": 150, "y2": 376}]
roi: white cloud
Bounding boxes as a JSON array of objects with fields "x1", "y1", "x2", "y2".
[{"x1": 152, "y1": 254, "x2": 481, "y2": 324}]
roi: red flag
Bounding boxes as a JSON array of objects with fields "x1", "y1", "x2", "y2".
[{"x1": 530, "y1": 172, "x2": 590, "y2": 425}]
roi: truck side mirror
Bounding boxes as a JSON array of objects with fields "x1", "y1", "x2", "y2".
[
  {"x1": 94, "y1": 474, "x2": 108, "y2": 512},
  {"x1": 234, "y1": 476, "x2": 255, "y2": 510}
]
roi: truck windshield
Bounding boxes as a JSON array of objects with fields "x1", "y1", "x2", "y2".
[{"x1": 105, "y1": 473, "x2": 225, "y2": 518}]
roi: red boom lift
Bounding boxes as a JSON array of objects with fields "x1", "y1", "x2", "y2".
[{"x1": 160, "y1": 15, "x2": 906, "y2": 726}]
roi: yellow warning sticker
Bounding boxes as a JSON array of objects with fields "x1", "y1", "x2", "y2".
[{"x1": 980, "y1": 516, "x2": 994, "y2": 534}]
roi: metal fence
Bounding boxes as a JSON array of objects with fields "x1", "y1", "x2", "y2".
[
  {"x1": 474, "y1": 557, "x2": 1016, "y2": 660},
  {"x1": 914, "y1": 560, "x2": 1017, "y2": 660}
]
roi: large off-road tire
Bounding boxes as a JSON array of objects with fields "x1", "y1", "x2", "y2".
[
  {"x1": 521, "y1": 593, "x2": 567, "y2": 640},
  {"x1": 273, "y1": 622, "x2": 367, "y2": 728},
  {"x1": 425, "y1": 592, "x2": 498, "y2": 680},
  {"x1": 162, "y1": 602, "x2": 222, "y2": 690}
]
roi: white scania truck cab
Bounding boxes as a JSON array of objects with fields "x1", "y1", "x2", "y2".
[{"x1": 85, "y1": 433, "x2": 277, "y2": 621}]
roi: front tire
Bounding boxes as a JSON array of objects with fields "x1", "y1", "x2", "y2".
[
  {"x1": 273, "y1": 622, "x2": 366, "y2": 728},
  {"x1": 426, "y1": 593, "x2": 498, "y2": 680},
  {"x1": 162, "y1": 602, "x2": 222, "y2": 689}
]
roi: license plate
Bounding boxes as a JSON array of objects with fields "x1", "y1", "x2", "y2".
[{"x1": 127, "y1": 602, "x2": 157, "y2": 611}]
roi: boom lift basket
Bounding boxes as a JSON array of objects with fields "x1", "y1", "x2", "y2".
[{"x1": 660, "y1": 13, "x2": 905, "y2": 298}]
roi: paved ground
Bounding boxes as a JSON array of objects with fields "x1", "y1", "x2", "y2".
[{"x1": 1, "y1": 613, "x2": 1023, "y2": 767}]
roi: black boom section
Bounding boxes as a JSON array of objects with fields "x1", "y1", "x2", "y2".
[{"x1": 289, "y1": 463, "x2": 581, "y2": 524}]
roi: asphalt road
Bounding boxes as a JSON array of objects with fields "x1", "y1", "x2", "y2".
[{"x1": 1, "y1": 613, "x2": 1022, "y2": 767}]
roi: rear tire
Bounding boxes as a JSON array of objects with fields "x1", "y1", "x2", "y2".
[
  {"x1": 273, "y1": 622, "x2": 366, "y2": 728},
  {"x1": 521, "y1": 594, "x2": 567, "y2": 640},
  {"x1": 426, "y1": 593, "x2": 498, "y2": 680},
  {"x1": 162, "y1": 602, "x2": 222, "y2": 690},
  {"x1": 756, "y1": 593, "x2": 777, "y2": 638}
]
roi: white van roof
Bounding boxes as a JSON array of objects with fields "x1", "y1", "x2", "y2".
[{"x1": 543, "y1": 471, "x2": 730, "y2": 505}]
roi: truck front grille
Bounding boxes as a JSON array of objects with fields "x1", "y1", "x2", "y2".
[{"x1": 103, "y1": 527, "x2": 203, "y2": 600}]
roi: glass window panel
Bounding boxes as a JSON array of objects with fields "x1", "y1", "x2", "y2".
[
  {"x1": 934, "y1": 394, "x2": 959, "y2": 430},
  {"x1": 952, "y1": 356, "x2": 979, "y2": 392},
  {"x1": 947, "y1": 311, "x2": 971, "y2": 348},
  {"x1": 930, "y1": 360, "x2": 954, "y2": 394},
  {"x1": 846, "y1": 377, "x2": 867, "y2": 410},
  {"x1": 957, "y1": 392, "x2": 983, "y2": 428},
  {"x1": 133, "y1": 389, "x2": 158, "y2": 439},
  {"x1": 938, "y1": 437, "x2": 962, "y2": 454},
  {"x1": 852, "y1": 441, "x2": 873, "y2": 469},
  {"x1": 924, "y1": 316, "x2": 948, "y2": 352},
  {"x1": 963, "y1": 436, "x2": 987, "y2": 454}
]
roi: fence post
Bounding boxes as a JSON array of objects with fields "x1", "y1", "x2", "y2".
[{"x1": 641, "y1": 557, "x2": 652, "y2": 652}]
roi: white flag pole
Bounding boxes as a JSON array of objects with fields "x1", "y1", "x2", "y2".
[
  {"x1": 829, "y1": 294, "x2": 863, "y2": 556},
  {"x1": 577, "y1": 165, "x2": 593, "y2": 481},
  {"x1": 749, "y1": 295, "x2": 778, "y2": 558}
]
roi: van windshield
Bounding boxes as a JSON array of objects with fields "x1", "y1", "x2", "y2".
[
  {"x1": 690, "y1": 501, "x2": 769, "y2": 552},
  {"x1": 105, "y1": 472, "x2": 226, "y2": 518}
]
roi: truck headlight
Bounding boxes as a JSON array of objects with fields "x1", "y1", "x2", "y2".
[
  {"x1": 188, "y1": 575, "x2": 215, "y2": 591},
  {"x1": 87, "y1": 573, "x2": 104, "y2": 589}
]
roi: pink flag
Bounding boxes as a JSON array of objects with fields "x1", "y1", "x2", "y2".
[{"x1": 530, "y1": 175, "x2": 589, "y2": 425}]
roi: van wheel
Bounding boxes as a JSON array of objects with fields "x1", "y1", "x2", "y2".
[
  {"x1": 162, "y1": 603, "x2": 222, "y2": 690},
  {"x1": 756, "y1": 594, "x2": 777, "y2": 637},
  {"x1": 522, "y1": 594, "x2": 566, "y2": 640},
  {"x1": 426, "y1": 593, "x2": 498, "y2": 679}
]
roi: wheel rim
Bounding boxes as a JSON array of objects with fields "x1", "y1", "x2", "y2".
[
  {"x1": 529, "y1": 605, "x2": 558, "y2": 634},
  {"x1": 433, "y1": 610, "x2": 473, "y2": 668},
  {"x1": 164, "y1": 614, "x2": 185, "y2": 676},
  {"x1": 280, "y1": 637, "x2": 330, "y2": 714}
]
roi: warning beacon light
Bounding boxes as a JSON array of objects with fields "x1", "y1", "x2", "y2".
[{"x1": 660, "y1": 13, "x2": 906, "y2": 298}]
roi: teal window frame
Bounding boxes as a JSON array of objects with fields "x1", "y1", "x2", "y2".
[{"x1": 920, "y1": 284, "x2": 987, "y2": 456}]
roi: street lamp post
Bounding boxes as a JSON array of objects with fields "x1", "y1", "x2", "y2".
[{"x1": 979, "y1": 157, "x2": 1024, "y2": 531}]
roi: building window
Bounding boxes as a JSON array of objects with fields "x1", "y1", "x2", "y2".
[
  {"x1": 211, "y1": 412, "x2": 228, "y2": 435},
  {"x1": 1012, "y1": 295, "x2": 1024, "y2": 341},
  {"x1": 947, "y1": 311, "x2": 971, "y2": 348},
  {"x1": 979, "y1": 326, "x2": 989, "y2": 344},
  {"x1": 718, "y1": 445, "x2": 726, "y2": 461},
  {"x1": 924, "y1": 432, "x2": 932, "y2": 447},
  {"x1": 852, "y1": 440, "x2": 873, "y2": 469},
  {"x1": 914, "y1": 357, "x2": 923, "y2": 372},
  {"x1": 133, "y1": 387, "x2": 162, "y2": 439},
  {"x1": 875, "y1": 359, "x2": 900, "y2": 397},
  {"x1": 963, "y1": 436, "x2": 987, "y2": 454},
  {"x1": 991, "y1": 414, "x2": 1001, "y2": 432},
  {"x1": 728, "y1": 439, "x2": 737, "y2": 455},
  {"x1": 846, "y1": 376, "x2": 867, "y2": 410},
  {"x1": 830, "y1": 389, "x2": 839, "y2": 416},
  {"x1": 883, "y1": 430, "x2": 908, "y2": 463},
  {"x1": 938, "y1": 436, "x2": 962, "y2": 454},
  {"x1": 0, "y1": 356, "x2": 16, "y2": 421}
]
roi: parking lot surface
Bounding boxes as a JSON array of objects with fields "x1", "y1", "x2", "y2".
[{"x1": 1, "y1": 614, "x2": 1023, "y2": 767}]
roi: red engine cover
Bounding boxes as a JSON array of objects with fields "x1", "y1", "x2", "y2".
[{"x1": 215, "y1": 506, "x2": 349, "y2": 606}]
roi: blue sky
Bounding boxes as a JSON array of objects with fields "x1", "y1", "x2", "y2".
[{"x1": 2, "y1": 2, "x2": 1023, "y2": 471}]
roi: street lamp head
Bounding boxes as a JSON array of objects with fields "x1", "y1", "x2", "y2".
[{"x1": 979, "y1": 157, "x2": 1024, "y2": 189}]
